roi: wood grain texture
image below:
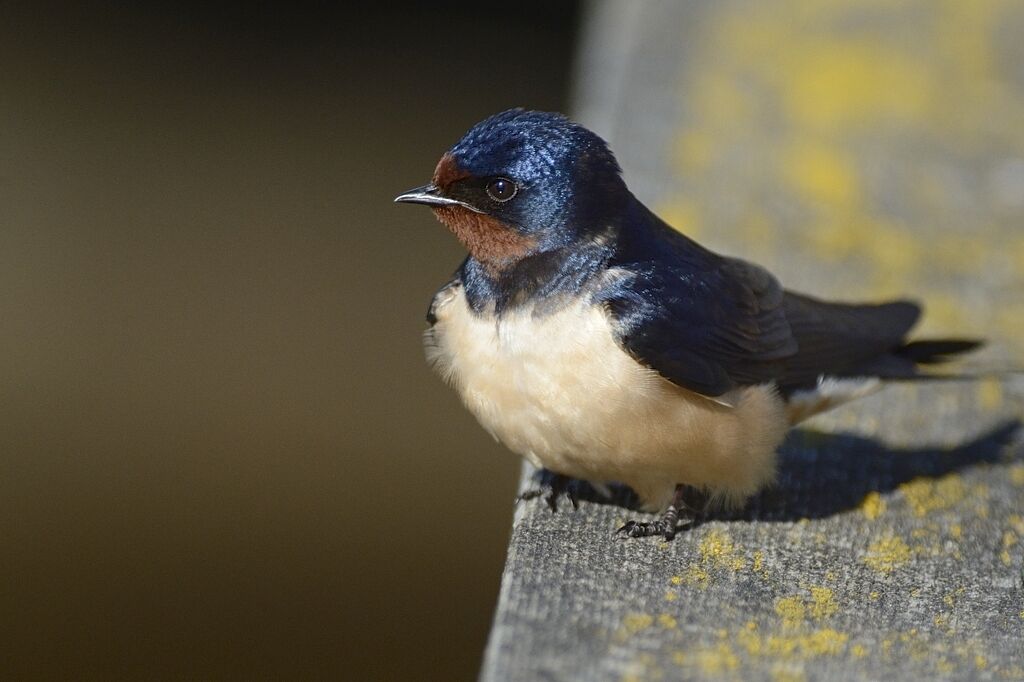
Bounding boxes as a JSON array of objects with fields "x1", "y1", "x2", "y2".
[{"x1": 482, "y1": 1, "x2": 1024, "y2": 680}]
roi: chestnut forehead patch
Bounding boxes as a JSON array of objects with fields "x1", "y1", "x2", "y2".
[{"x1": 432, "y1": 153, "x2": 470, "y2": 189}]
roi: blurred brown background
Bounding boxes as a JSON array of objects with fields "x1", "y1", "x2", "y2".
[{"x1": 0, "y1": 2, "x2": 579, "y2": 679}]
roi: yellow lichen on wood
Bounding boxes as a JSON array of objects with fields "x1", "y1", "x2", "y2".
[
  {"x1": 864, "y1": 535, "x2": 912, "y2": 573},
  {"x1": 698, "y1": 529, "x2": 747, "y2": 571},
  {"x1": 859, "y1": 491, "x2": 887, "y2": 520},
  {"x1": 899, "y1": 474, "x2": 967, "y2": 516},
  {"x1": 616, "y1": 612, "x2": 653, "y2": 641},
  {"x1": 808, "y1": 587, "x2": 838, "y2": 620}
]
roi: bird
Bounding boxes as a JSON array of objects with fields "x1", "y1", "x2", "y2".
[{"x1": 395, "y1": 108, "x2": 980, "y2": 540}]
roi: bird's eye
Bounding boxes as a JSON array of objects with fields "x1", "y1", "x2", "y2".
[{"x1": 485, "y1": 177, "x2": 518, "y2": 202}]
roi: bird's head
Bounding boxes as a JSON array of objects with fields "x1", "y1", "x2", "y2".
[{"x1": 395, "y1": 109, "x2": 627, "y2": 271}]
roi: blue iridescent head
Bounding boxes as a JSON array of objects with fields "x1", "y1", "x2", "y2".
[{"x1": 396, "y1": 109, "x2": 628, "y2": 269}]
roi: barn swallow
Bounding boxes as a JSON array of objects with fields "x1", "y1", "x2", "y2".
[{"x1": 395, "y1": 108, "x2": 979, "y2": 540}]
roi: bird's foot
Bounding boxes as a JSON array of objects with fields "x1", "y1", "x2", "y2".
[
  {"x1": 616, "y1": 485, "x2": 705, "y2": 540},
  {"x1": 616, "y1": 509, "x2": 694, "y2": 541},
  {"x1": 517, "y1": 472, "x2": 578, "y2": 512}
]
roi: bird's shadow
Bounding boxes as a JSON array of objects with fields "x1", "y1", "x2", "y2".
[{"x1": 528, "y1": 420, "x2": 1022, "y2": 522}]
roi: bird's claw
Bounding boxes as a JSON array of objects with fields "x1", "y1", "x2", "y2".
[
  {"x1": 616, "y1": 519, "x2": 677, "y2": 540},
  {"x1": 516, "y1": 474, "x2": 579, "y2": 512}
]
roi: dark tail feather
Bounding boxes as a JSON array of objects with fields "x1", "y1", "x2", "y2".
[{"x1": 895, "y1": 339, "x2": 985, "y2": 364}]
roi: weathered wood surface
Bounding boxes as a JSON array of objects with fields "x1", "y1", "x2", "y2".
[{"x1": 481, "y1": 2, "x2": 1024, "y2": 680}]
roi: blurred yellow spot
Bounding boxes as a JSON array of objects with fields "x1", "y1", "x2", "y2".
[
  {"x1": 850, "y1": 644, "x2": 868, "y2": 658},
  {"x1": 1009, "y1": 464, "x2": 1024, "y2": 487},
  {"x1": 899, "y1": 474, "x2": 967, "y2": 516},
  {"x1": 864, "y1": 535, "x2": 912, "y2": 573},
  {"x1": 784, "y1": 141, "x2": 860, "y2": 208},
  {"x1": 860, "y1": 491, "x2": 886, "y2": 520},
  {"x1": 869, "y1": 591, "x2": 880, "y2": 601},
  {"x1": 658, "y1": 613, "x2": 678, "y2": 629},
  {"x1": 784, "y1": 42, "x2": 933, "y2": 132},
  {"x1": 670, "y1": 575, "x2": 682, "y2": 586},
  {"x1": 695, "y1": 643, "x2": 740, "y2": 674},
  {"x1": 975, "y1": 654, "x2": 988, "y2": 670},
  {"x1": 664, "y1": 590, "x2": 678, "y2": 602},
  {"x1": 621, "y1": 613, "x2": 653, "y2": 636},
  {"x1": 949, "y1": 524, "x2": 962, "y2": 540}
]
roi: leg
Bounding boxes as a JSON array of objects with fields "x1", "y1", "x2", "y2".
[
  {"x1": 517, "y1": 471, "x2": 579, "y2": 512},
  {"x1": 616, "y1": 484, "x2": 703, "y2": 540}
]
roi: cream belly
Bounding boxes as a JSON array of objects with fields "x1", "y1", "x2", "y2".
[{"x1": 424, "y1": 283, "x2": 789, "y2": 511}]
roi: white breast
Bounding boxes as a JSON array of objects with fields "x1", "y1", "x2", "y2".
[{"x1": 424, "y1": 283, "x2": 789, "y2": 510}]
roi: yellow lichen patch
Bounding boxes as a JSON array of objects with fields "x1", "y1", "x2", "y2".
[
  {"x1": 738, "y1": 626, "x2": 850, "y2": 660},
  {"x1": 949, "y1": 524, "x2": 963, "y2": 540},
  {"x1": 935, "y1": 657, "x2": 955, "y2": 674},
  {"x1": 850, "y1": 644, "x2": 868, "y2": 658},
  {"x1": 1009, "y1": 515, "x2": 1024, "y2": 536},
  {"x1": 797, "y1": 629, "x2": 849, "y2": 657},
  {"x1": 1010, "y1": 464, "x2": 1024, "y2": 487},
  {"x1": 775, "y1": 596, "x2": 807, "y2": 628},
  {"x1": 664, "y1": 590, "x2": 678, "y2": 602},
  {"x1": 699, "y1": 529, "x2": 747, "y2": 571},
  {"x1": 774, "y1": 587, "x2": 839, "y2": 628},
  {"x1": 869, "y1": 591, "x2": 880, "y2": 601},
  {"x1": 975, "y1": 654, "x2": 988, "y2": 670},
  {"x1": 680, "y1": 529, "x2": 755, "y2": 587},
  {"x1": 899, "y1": 474, "x2": 967, "y2": 517},
  {"x1": 1000, "y1": 550, "x2": 1011, "y2": 566},
  {"x1": 683, "y1": 565, "x2": 710, "y2": 587},
  {"x1": 617, "y1": 612, "x2": 653, "y2": 641},
  {"x1": 809, "y1": 587, "x2": 838, "y2": 620},
  {"x1": 693, "y1": 643, "x2": 740, "y2": 675},
  {"x1": 669, "y1": 575, "x2": 682, "y2": 586},
  {"x1": 860, "y1": 492, "x2": 887, "y2": 520},
  {"x1": 864, "y1": 535, "x2": 912, "y2": 573},
  {"x1": 657, "y1": 613, "x2": 678, "y2": 630},
  {"x1": 751, "y1": 550, "x2": 770, "y2": 579}
]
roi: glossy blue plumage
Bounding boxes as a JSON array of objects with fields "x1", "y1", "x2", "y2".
[{"x1": 425, "y1": 109, "x2": 970, "y2": 399}]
